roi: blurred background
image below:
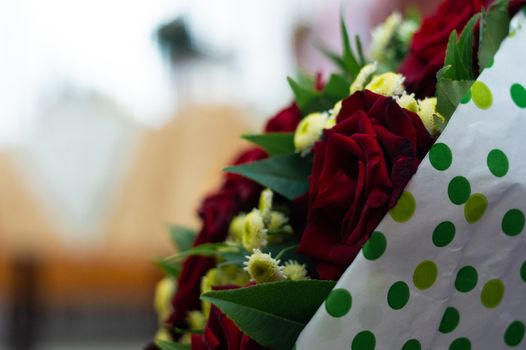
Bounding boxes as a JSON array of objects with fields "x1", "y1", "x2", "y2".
[{"x1": 0, "y1": 0, "x2": 439, "y2": 349}]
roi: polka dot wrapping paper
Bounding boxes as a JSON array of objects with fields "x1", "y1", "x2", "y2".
[{"x1": 296, "y1": 12, "x2": 526, "y2": 350}]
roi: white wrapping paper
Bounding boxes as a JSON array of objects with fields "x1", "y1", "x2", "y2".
[{"x1": 296, "y1": 12, "x2": 526, "y2": 350}]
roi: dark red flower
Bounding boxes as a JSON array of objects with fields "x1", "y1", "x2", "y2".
[
  {"x1": 298, "y1": 91, "x2": 433, "y2": 280},
  {"x1": 191, "y1": 305, "x2": 269, "y2": 350},
  {"x1": 264, "y1": 103, "x2": 302, "y2": 133},
  {"x1": 168, "y1": 148, "x2": 265, "y2": 330}
]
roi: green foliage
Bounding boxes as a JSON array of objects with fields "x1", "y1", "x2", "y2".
[
  {"x1": 242, "y1": 133, "x2": 295, "y2": 156},
  {"x1": 224, "y1": 154, "x2": 312, "y2": 201},
  {"x1": 168, "y1": 225, "x2": 196, "y2": 252},
  {"x1": 167, "y1": 242, "x2": 241, "y2": 261},
  {"x1": 156, "y1": 340, "x2": 191, "y2": 350},
  {"x1": 201, "y1": 280, "x2": 336, "y2": 350},
  {"x1": 319, "y1": 16, "x2": 366, "y2": 80},
  {"x1": 287, "y1": 74, "x2": 350, "y2": 116},
  {"x1": 479, "y1": 0, "x2": 510, "y2": 69},
  {"x1": 154, "y1": 257, "x2": 181, "y2": 278}
]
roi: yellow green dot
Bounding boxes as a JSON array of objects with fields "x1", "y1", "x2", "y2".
[
  {"x1": 351, "y1": 330, "x2": 376, "y2": 350},
  {"x1": 487, "y1": 149, "x2": 509, "y2": 177},
  {"x1": 481, "y1": 279, "x2": 505, "y2": 308},
  {"x1": 448, "y1": 176, "x2": 471, "y2": 205},
  {"x1": 511, "y1": 83, "x2": 526, "y2": 108},
  {"x1": 502, "y1": 209, "x2": 525, "y2": 236},
  {"x1": 325, "y1": 288, "x2": 352, "y2": 317},
  {"x1": 429, "y1": 143, "x2": 453, "y2": 171},
  {"x1": 390, "y1": 191, "x2": 416, "y2": 223},
  {"x1": 460, "y1": 90, "x2": 472, "y2": 104},
  {"x1": 363, "y1": 231, "x2": 387, "y2": 260},
  {"x1": 455, "y1": 266, "x2": 478, "y2": 293},
  {"x1": 439, "y1": 307, "x2": 460, "y2": 333},
  {"x1": 401, "y1": 339, "x2": 421, "y2": 350},
  {"x1": 464, "y1": 193, "x2": 488, "y2": 224},
  {"x1": 387, "y1": 281, "x2": 410, "y2": 310},
  {"x1": 413, "y1": 260, "x2": 438, "y2": 290},
  {"x1": 432, "y1": 221, "x2": 456, "y2": 247},
  {"x1": 504, "y1": 321, "x2": 525, "y2": 346},
  {"x1": 471, "y1": 81, "x2": 493, "y2": 110},
  {"x1": 449, "y1": 337, "x2": 471, "y2": 350}
]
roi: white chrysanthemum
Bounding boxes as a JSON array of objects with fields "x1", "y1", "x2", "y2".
[
  {"x1": 370, "y1": 12, "x2": 402, "y2": 62},
  {"x1": 154, "y1": 277, "x2": 176, "y2": 322},
  {"x1": 154, "y1": 328, "x2": 173, "y2": 343},
  {"x1": 417, "y1": 97, "x2": 446, "y2": 136},
  {"x1": 350, "y1": 62, "x2": 378, "y2": 95},
  {"x1": 258, "y1": 188, "x2": 273, "y2": 225},
  {"x1": 228, "y1": 213, "x2": 246, "y2": 243},
  {"x1": 396, "y1": 92, "x2": 419, "y2": 113},
  {"x1": 398, "y1": 20, "x2": 418, "y2": 43},
  {"x1": 283, "y1": 260, "x2": 310, "y2": 281},
  {"x1": 244, "y1": 249, "x2": 285, "y2": 283},
  {"x1": 241, "y1": 209, "x2": 268, "y2": 251},
  {"x1": 365, "y1": 72, "x2": 405, "y2": 97},
  {"x1": 294, "y1": 112, "x2": 329, "y2": 154}
]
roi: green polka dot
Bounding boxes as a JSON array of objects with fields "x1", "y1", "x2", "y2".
[
  {"x1": 448, "y1": 176, "x2": 471, "y2": 205},
  {"x1": 387, "y1": 281, "x2": 410, "y2": 310},
  {"x1": 504, "y1": 321, "x2": 525, "y2": 346},
  {"x1": 521, "y1": 261, "x2": 526, "y2": 283},
  {"x1": 502, "y1": 209, "x2": 525, "y2": 236},
  {"x1": 481, "y1": 279, "x2": 505, "y2": 308},
  {"x1": 325, "y1": 288, "x2": 352, "y2": 317},
  {"x1": 439, "y1": 307, "x2": 460, "y2": 333},
  {"x1": 390, "y1": 191, "x2": 416, "y2": 223},
  {"x1": 455, "y1": 266, "x2": 478, "y2": 293},
  {"x1": 449, "y1": 337, "x2": 471, "y2": 350},
  {"x1": 429, "y1": 143, "x2": 453, "y2": 171},
  {"x1": 413, "y1": 260, "x2": 438, "y2": 290},
  {"x1": 486, "y1": 57, "x2": 495, "y2": 68},
  {"x1": 511, "y1": 83, "x2": 526, "y2": 108},
  {"x1": 363, "y1": 231, "x2": 387, "y2": 260},
  {"x1": 351, "y1": 330, "x2": 376, "y2": 350},
  {"x1": 471, "y1": 81, "x2": 493, "y2": 110},
  {"x1": 432, "y1": 221, "x2": 456, "y2": 247},
  {"x1": 464, "y1": 193, "x2": 488, "y2": 224},
  {"x1": 487, "y1": 149, "x2": 509, "y2": 177},
  {"x1": 460, "y1": 90, "x2": 472, "y2": 104},
  {"x1": 401, "y1": 339, "x2": 421, "y2": 350}
]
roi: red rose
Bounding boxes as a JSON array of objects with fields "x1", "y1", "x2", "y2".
[
  {"x1": 399, "y1": 0, "x2": 490, "y2": 98},
  {"x1": 168, "y1": 149, "x2": 265, "y2": 330},
  {"x1": 192, "y1": 305, "x2": 269, "y2": 350},
  {"x1": 264, "y1": 103, "x2": 302, "y2": 133},
  {"x1": 399, "y1": 0, "x2": 526, "y2": 98},
  {"x1": 298, "y1": 91, "x2": 433, "y2": 280}
]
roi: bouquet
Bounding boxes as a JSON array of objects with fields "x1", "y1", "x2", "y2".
[{"x1": 149, "y1": 1, "x2": 526, "y2": 349}]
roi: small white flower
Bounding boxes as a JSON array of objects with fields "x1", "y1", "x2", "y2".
[
  {"x1": 283, "y1": 260, "x2": 310, "y2": 281},
  {"x1": 244, "y1": 249, "x2": 285, "y2": 283},
  {"x1": 370, "y1": 13, "x2": 403, "y2": 62},
  {"x1": 350, "y1": 62, "x2": 378, "y2": 95},
  {"x1": 241, "y1": 209, "x2": 268, "y2": 251},
  {"x1": 365, "y1": 72, "x2": 405, "y2": 97},
  {"x1": 294, "y1": 112, "x2": 330, "y2": 155},
  {"x1": 395, "y1": 92, "x2": 419, "y2": 113},
  {"x1": 417, "y1": 97, "x2": 445, "y2": 136},
  {"x1": 228, "y1": 213, "x2": 246, "y2": 243},
  {"x1": 258, "y1": 188, "x2": 273, "y2": 225}
]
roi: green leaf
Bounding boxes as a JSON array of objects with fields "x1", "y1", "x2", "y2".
[
  {"x1": 154, "y1": 257, "x2": 181, "y2": 278},
  {"x1": 322, "y1": 74, "x2": 351, "y2": 102},
  {"x1": 156, "y1": 340, "x2": 191, "y2": 350},
  {"x1": 201, "y1": 280, "x2": 336, "y2": 350},
  {"x1": 479, "y1": 0, "x2": 510, "y2": 69},
  {"x1": 242, "y1": 133, "x2": 295, "y2": 156},
  {"x1": 436, "y1": 78, "x2": 474, "y2": 119},
  {"x1": 167, "y1": 242, "x2": 240, "y2": 261},
  {"x1": 224, "y1": 154, "x2": 312, "y2": 200},
  {"x1": 287, "y1": 77, "x2": 322, "y2": 115},
  {"x1": 168, "y1": 225, "x2": 196, "y2": 252},
  {"x1": 340, "y1": 14, "x2": 361, "y2": 79}
]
